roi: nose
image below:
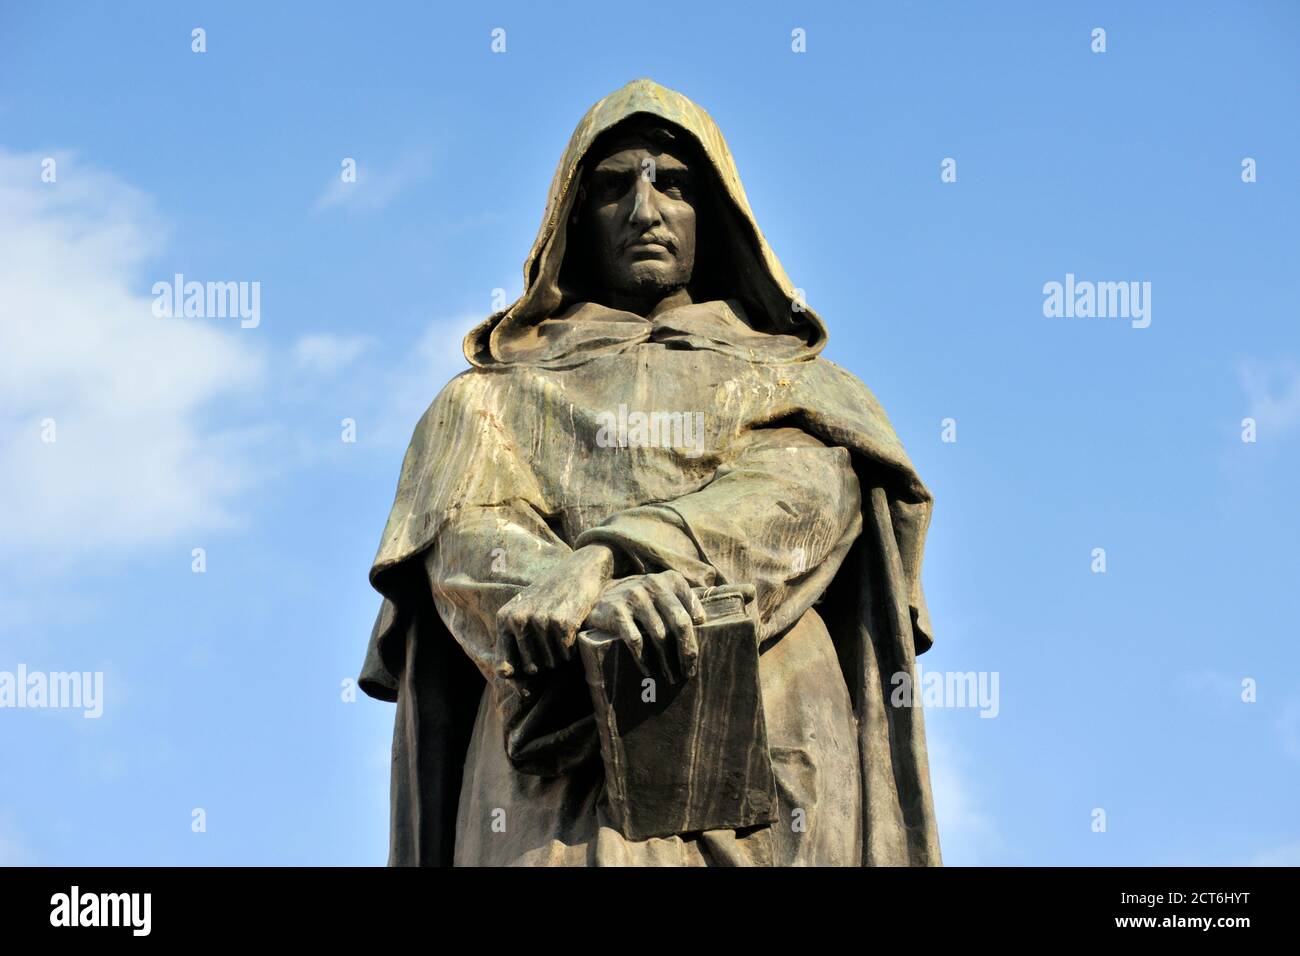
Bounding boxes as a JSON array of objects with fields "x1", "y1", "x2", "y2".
[{"x1": 627, "y1": 177, "x2": 663, "y2": 229}]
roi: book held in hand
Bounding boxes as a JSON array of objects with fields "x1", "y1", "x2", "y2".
[{"x1": 578, "y1": 583, "x2": 776, "y2": 841}]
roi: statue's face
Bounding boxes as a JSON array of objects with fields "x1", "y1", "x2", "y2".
[{"x1": 580, "y1": 144, "x2": 697, "y2": 299}]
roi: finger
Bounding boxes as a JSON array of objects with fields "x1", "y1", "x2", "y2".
[
  {"x1": 534, "y1": 616, "x2": 568, "y2": 667},
  {"x1": 495, "y1": 602, "x2": 516, "y2": 644},
  {"x1": 627, "y1": 586, "x2": 675, "y2": 683},
  {"x1": 494, "y1": 608, "x2": 519, "y2": 675},
  {"x1": 549, "y1": 616, "x2": 577, "y2": 662},
  {"x1": 647, "y1": 579, "x2": 697, "y2": 679},
  {"x1": 527, "y1": 618, "x2": 557, "y2": 672},
  {"x1": 492, "y1": 617, "x2": 514, "y2": 677},
  {"x1": 507, "y1": 613, "x2": 540, "y2": 676},
  {"x1": 494, "y1": 627, "x2": 517, "y2": 678},
  {"x1": 661, "y1": 570, "x2": 705, "y2": 623},
  {"x1": 559, "y1": 582, "x2": 605, "y2": 635},
  {"x1": 611, "y1": 607, "x2": 649, "y2": 677}
]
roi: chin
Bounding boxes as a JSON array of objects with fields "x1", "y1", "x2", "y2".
[{"x1": 621, "y1": 263, "x2": 687, "y2": 293}]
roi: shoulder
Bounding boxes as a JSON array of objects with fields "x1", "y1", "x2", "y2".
[
  {"x1": 419, "y1": 366, "x2": 517, "y2": 421},
  {"x1": 790, "y1": 357, "x2": 891, "y2": 422}
]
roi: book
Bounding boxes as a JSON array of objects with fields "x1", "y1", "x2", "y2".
[{"x1": 578, "y1": 583, "x2": 776, "y2": 841}]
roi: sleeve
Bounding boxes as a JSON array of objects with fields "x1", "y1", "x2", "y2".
[
  {"x1": 574, "y1": 426, "x2": 863, "y2": 640},
  {"x1": 381, "y1": 373, "x2": 599, "y2": 777},
  {"x1": 422, "y1": 502, "x2": 572, "y2": 682},
  {"x1": 422, "y1": 504, "x2": 600, "y2": 776}
]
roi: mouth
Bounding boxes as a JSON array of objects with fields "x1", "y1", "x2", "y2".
[
  {"x1": 624, "y1": 236, "x2": 676, "y2": 256},
  {"x1": 622, "y1": 235, "x2": 675, "y2": 257}
]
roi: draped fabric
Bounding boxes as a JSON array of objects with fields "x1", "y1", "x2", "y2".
[{"x1": 358, "y1": 79, "x2": 940, "y2": 866}]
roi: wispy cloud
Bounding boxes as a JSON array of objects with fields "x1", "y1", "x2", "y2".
[
  {"x1": 313, "y1": 149, "x2": 433, "y2": 213},
  {"x1": 292, "y1": 333, "x2": 373, "y2": 375},
  {"x1": 0, "y1": 145, "x2": 486, "y2": 582},
  {"x1": 1239, "y1": 359, "x2": 1300, "y2": 438},
  {"x1": 253, "y1": 314, "x2": 482, "y2": 474},
  {"x1": 347, "y1": 313, "x2": 482, "y2": 449},
  {"x1": 0, "y1": 149, "x2": 269, "y2": 573},
  {"x1": 1245, "y1": 839, "x2": 1300, "y2": 866},
  {"x1": 926, "y1": 722, "x2": 1005, "y2": 865}
]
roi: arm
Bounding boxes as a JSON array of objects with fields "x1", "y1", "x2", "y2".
[
  {"x1": 421, "y1": 501, "x2": 584, "y2": 680},
  {"x1": 575, "y1": 425, "x2": 863, "y2": 642},
  {"x1": 421, "y1": 502, "x2": 615, "y2": 776}
]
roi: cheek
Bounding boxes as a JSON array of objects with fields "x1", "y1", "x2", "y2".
[
  {"x1": 592, "y1": 207, "x2": 624, "y2": 253},
  {"x1": 670, "y1": 208, "x2": 697, "y2": 264},
  {"x1": 667, "y1": 205, "x2": 697, "y2": 246}
]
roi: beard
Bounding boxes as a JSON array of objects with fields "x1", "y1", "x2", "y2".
[
  {"x1": 617, "y1": 270, "x2": 688, "y2": 297},
  {"x1": 609, "y1": 253, "x2": 694, "y2": 299}
]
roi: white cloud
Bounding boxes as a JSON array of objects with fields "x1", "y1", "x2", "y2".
[
  {"x1": 0, "y1": 144, "x2": 489, "y2": 579},
  {"x1": 926, "y1": 721, "x2": 1004, "y2": 865},
  {"x1": 280, "y1": 313, "x2": 479, "y2": 451},
  {"x1": 292, "y1": 333, "x2": 372, "y2": 375},
  {"x1": 0, "y1": 148, "x2": 268, "y2": 572},
  {"x1": 359, "y1": 313, "x2": 482, "y2": 449},
  {"x1": 313, "y1": 149, "x2": 432, "y2": 213},
  {"x1": 393, "y1": 314, "x2": 481, "y2": 409}
]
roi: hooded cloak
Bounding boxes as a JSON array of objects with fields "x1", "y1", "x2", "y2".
[{"x1": 359, "y1": 78, "x2": 941, "y2": 866}]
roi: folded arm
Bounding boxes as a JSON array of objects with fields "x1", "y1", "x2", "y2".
[{"x1": 574, "y1": 425, "x2": 864, "y2": 641}]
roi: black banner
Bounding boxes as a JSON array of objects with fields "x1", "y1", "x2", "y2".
[{"x1": 0, "y1": 866, "x2": 1282, "y2": 941}]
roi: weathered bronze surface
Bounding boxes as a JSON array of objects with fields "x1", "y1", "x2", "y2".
[
  {"x1": 359, "y1": 78, "x2": 941, "y2": 866},
  {"x1": 580, "y1": 584, "x2": 775, "y2": 841}
]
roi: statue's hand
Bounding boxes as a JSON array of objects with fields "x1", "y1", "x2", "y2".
[
  {"x1": 584, "y1": 570, "x2": 706, "y2": 684},
  {"x1": 495, "y1": 545, "x2": 615, "y2": 677}
]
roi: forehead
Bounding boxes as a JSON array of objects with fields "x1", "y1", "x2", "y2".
[{"x1": 591, "y1": 145, "x2": 691, "y2": 175}]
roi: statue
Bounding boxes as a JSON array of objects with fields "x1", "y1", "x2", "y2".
[{"x1": 358, "y1": 79, "x2": 941, "y2": 866}]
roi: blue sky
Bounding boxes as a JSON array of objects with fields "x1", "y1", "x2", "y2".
[{"x1": 1, "y1": 1, "x2": 1297, "y2": 866}]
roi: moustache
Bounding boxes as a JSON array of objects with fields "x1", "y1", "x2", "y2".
[{"x1": 619, "y1": 232, "x2": 678, "y2": 255}]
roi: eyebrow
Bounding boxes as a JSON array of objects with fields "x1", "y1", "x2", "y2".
[{"x1": 592, "y1": 153, "x2": 690, "y2": 175}]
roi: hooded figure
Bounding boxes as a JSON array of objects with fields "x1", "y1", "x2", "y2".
[{"x1": 359, "y1": 79, "x2": 941, "y2": 866}]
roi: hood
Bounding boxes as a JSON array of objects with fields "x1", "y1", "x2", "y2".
[{"x1": 464, "y1": 78, "x2": 829, "y2": 367}]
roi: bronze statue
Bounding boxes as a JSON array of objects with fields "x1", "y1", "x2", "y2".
[{"x1": 358, "y1": 78, "x2": 941, "y2": 866}]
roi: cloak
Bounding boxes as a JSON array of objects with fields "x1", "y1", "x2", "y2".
[{"x1": 359, "y1": 78, "x2": 941, "y2": 866}]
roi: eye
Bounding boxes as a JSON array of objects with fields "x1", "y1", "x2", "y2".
[
  {"x1": 589, "y1": 171, "x2": 635, "y2": 204},
  {"x1": 655, "y1": 174, "x2": 691, "y2": 201}
]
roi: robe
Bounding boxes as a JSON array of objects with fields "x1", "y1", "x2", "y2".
[{"x1": 358, "y1": 78, "x2": 941, "y2": 867}]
